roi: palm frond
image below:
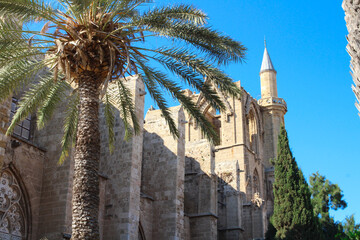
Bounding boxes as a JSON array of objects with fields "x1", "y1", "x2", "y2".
[
  {"x1": 0, "y1": 59, "x2": 49, "y2": 103},
  {"x1": 132, "y1": 13, "x2": 246, "y2": 65},
  {"x1": 59, "y1": 91, "x2": 79, "y2": 164},
  {"x1": 0, "y1": 0, "x2": 58, "y2": 23},
  {"x1": 55, "y1": 0, "x2": 82, "y2": 24},
  {"x1": 142, "y1": 4, "x2": 208, "y2": 26},
  {"x1": 136, "y1": 59, "x2": 218, "y2": 143},
  {"x1": 0, "y1": 48, "x2": 45, "y2": 66},
  {"x1": 6, "y1": 73, "x2": 55, "y2": 135},
  {"x1": 37, "y1": 80, "x2": 70, "y2": 129},
  {"x1": 114, "y1": 0, "x2": 151, "y2": 12},
  {"x1": 103, "y1": 93, "x2": 115, "y2": 153},
  {"x1": 143, "y1": 47, "x2": 226, "y2": 111},
  {"x1": 111, "y1": 79, "x2": 140, "y2": 140},
  {"x1": 152, "y1": 47, "x2": 242, "y2": 99},
  {"x1": 0, "y1": 28, "x2": 48, "y2": 65},
  {"x1": 135, "y1": 58, "x2": 179, "y2": 138},
  {"x1": 64, "y1": 0, "x2": 92, "y2": 23}
]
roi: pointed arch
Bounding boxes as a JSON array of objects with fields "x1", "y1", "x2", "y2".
[
  {"x1": 253, "y1": 168, "x2": 260, "y2": 195},
  {"x1": 247, "y1": 109, "x2": 258, "y2": 153},
  {"x1": 246, "y1": 101, "x2": 263, "y2": 153},
  {"x1": 191, "y1": 87, "x2": 223, "y2": 145},
  {"x1": 0, "y1": 166, "x2": 30, "y2": 240}
]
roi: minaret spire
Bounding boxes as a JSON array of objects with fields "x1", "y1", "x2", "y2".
[
  {"x1": 259, "y1": 42, "x2": 277, "y2": 98},
  {"x1": 260, "y1": 42, "x2": 275, "y2": 74}
]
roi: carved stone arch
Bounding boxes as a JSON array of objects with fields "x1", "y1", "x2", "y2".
[
  {"x1": 192, "y1": 90, "x2": 223, "y2": 144},
  {"x1": 250, "y1": 101, "x2": 264, "y2": 135},
  {"x1": 246, "y1": 109, "x2": 258, "y2": 153},
  {"x1": 199, "y1": 100, "x2": 213, "y2": 116},
  {"x1": 251, "y1": 168, "x2": 264, "y2": 208},
  {"x1": 191, "y1": 77, "x2": 234, "y2": 122},
  {"x1": 246, "y1": 101, "x2": 263, "y2": 153},
  {"x1": 253, "y1": 168, "x2": 260, "y2": 195},
  {"x1": 0, "y1": 165, "x2": 31, "y2": 240}
]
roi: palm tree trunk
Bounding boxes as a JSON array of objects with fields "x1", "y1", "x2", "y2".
[
  {"x1": 71, "y1": 71, "x2": 101, "y2": 240},
  {"x1": 343, "y1": 0, "x2": 360, "y2": 115}
]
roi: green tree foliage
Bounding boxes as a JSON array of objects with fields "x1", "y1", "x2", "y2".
[
  {"x1": 340, "y1": 230, "x2": 360, "y2": 240},
  {"x1": 0, "y1": 1, "x2": 246, "y2": 239},
  {"x1": 342, "y1": 215, "x2": 360, "y2": 239},
  {"x1": 310, "y1": 172, "x2": 347, "y2": 222},
  {"x1": 270, "y1": 125, "x2": 319, "y2": 240},
  {"x1": 309, "y1": 172, "x2": 347, "y2": 239}
]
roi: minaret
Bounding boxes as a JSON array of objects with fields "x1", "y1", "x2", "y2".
[
  {"x1": 260, "y1": 41, "x2": 278, "y2": 98},
  {"x1": 258, "y1": 42, "x2": 287, "y2": 168}
]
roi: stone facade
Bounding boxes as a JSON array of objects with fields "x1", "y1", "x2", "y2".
[{"x1": 0, "y1": 46, "x2": 286, "y2": 240}]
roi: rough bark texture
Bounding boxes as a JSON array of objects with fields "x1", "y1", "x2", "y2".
[
  {"x1": 71, "y1": 71, "x2": 101, "y2": 240},
  {"x1": 343, "y1": 0, "x2": 360, "y2": 115}
]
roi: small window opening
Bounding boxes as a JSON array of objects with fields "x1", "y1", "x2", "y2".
[{"x1": 10, "y1": 97, "x2": 32, "y2": 140}]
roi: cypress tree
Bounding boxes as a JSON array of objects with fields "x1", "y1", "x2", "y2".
[{"x1": 271, "y1": 125, "x2": 319, "y2": 240}]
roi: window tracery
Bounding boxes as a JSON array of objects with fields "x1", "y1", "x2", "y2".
[{"x1": 0, "y1": 170, "x2": 27, "y2": 240}]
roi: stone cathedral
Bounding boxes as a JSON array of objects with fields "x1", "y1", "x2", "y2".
[{"x1": 0, "y1": 45, "x2": 286, "y2": 240}]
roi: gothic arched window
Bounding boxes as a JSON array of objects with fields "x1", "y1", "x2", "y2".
[
  {"x1": 247, "y1": 110, "x2": 258, "y2": 153},
  {"x1": 0, "y1": 169, "x2": 28, "y2": 240},
  {"x1": 253, "y1": 169, "x2": 260, "y2": 195}
]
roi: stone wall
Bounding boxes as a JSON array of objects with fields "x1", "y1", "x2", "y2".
[
  {"x1": 34, "y1": 101, "x2": 74, "y2": 240},
  {"x1": 139, "y1": 196, "x2": 153, "y2": 240},
  {"x1": 142, "y1": 106, "x2": 185, "y2": 240},
  {"x1": 99, "y1": 75, "x2": 145, "y2": 240},
  {"x1": 181, "y1": 84, "x2": 278, "y2": 240},
  {"x1": 185, "y1": 140, "x2": 217, "y2": 240}
]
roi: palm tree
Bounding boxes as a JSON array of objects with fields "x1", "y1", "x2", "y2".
[
  {"x1": 0, "y1": 0, "x2": 246, "y2": 239},
  {"x1": 343, "y1": 0, "x2": 360, "y2": 116}
]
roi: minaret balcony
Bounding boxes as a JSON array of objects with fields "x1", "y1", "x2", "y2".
[{"x1": 258, "y1": 97, "x2": 287, "y2": 109}]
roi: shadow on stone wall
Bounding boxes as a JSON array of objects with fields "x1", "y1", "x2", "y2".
[
  {"x1": 185, "y1": 154, "x2": 248, "y2": 240},
  {"x1": 141, "y1": 108, "x2": 185, "y2": 240}
]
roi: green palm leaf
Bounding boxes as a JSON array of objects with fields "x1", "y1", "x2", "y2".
[
  {"x1": 103, "y1": 93, "x2": 115, "y2": 153},
  {"x1": 113, "y1": 78, "x2": 140, "y2": 140},
  {"x1": 0, "y1": 0, "x2": 57, "y2": 22},
  {"x1": 59, "y1": 91, "x2": 79, "y2": 164},
  {"x1": 37, "y1": 80, "x2": 70, "y2": 129},
  {"x1": 6, "y1": 73, "x2": 55, "y2": 135},
  {"x1": 0, "y1": 59, "x2": 50, "y2": 102}
]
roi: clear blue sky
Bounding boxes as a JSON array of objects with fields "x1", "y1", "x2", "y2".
[{"x1": 146, "y1": 0, "x2": 359, "y2": 223}]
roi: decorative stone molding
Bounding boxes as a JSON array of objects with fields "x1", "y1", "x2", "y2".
[
  {"x1": 258, "y1": 97, "x2": 287, "y2": 108},
  {"x1": 251, "y1": 192, "x2": 264, "y2": 208}
]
